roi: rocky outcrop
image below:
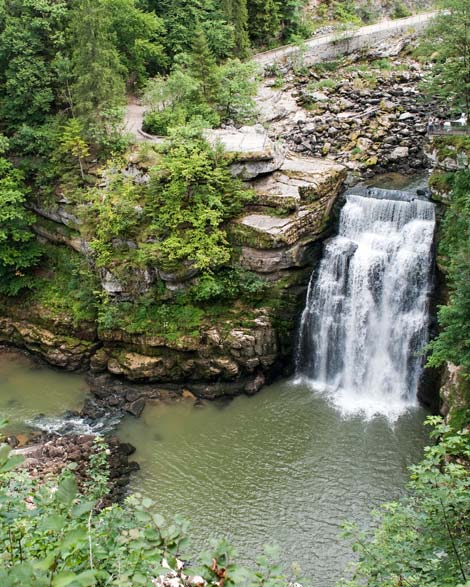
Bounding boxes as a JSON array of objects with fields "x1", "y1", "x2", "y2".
[
  {"x1": 0, "y1": 298, "x2": 98, "y2": 370},
  {"x1": 15, "y1": 434, "x2": 139, "y2": 504},
  {"x1": 258, "y1": 55, "x2": 442, "y2": 178},
  {"x1": 0, "y1": 317, "x2": 98, "y2": 371},
  {"x1": 90, "y1": 309, "x2": 277, "y2": 398},
  {"x1": 230, "y1": 156, "x2": 346, "y2": 273},
  {"x1": 207, "y1": 125, "x2": 286, "y2": 180},
  {"x1": 0, "y1": 127, "x2": 345, "y2": 398}
]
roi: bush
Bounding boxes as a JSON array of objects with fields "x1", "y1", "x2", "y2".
[
  {"x1": 341, "y1": 417, "x2": 470, "y2": 587},
  {"x1": 392, "y1": 1, "x2": 412, "y2": 19},
  {"x1": 189, "y1": 269, "x2": 267, "y2": 303},
  {"x1": 0, "y1": 423, "x2": 297, "y2": 587}
]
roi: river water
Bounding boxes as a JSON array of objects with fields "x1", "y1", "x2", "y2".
[{"x1": 0, "y1": 351, "x2": 429, "y2": 585}]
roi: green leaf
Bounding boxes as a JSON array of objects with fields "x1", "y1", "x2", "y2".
[
  {"x1": 0, "y1": 453, "x2": 24, "y2": 473},
  {"x1": 40, "y1": 514, "x2": 67, "y2": 532},
  {"x1": 0, "y1": 443, "x2": 12, "y2": 465},
  {"x1": 60, "y1": 527, "x2": 87, "y2": 551},
  {"x1": 52, "y1": 571, "x2": 78, "y2": 587},
  {"x1": 74, "y1": 570, "x2": 97, "y2": 586},
  {"x1": 71, "y1": 501, "x2": 95, "y2": 518},
  {"x1": 56, "y1": 475, "x2": 78, "y2": 507}
]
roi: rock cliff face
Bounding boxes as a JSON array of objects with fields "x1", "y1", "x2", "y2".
[{"x1": 0, "y1": 126, "x2": 346, "y2": 400}]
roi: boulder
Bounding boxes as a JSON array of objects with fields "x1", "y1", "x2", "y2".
[{"x1": 206, "y1": 126, "x2": 286, "y2": 180}]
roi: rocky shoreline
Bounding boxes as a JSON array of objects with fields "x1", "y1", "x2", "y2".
[{"x1": 8, "y1": 430, "x2": 139, "y2": 505}]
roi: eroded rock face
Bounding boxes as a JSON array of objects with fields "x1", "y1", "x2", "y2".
[
  {"x1": 0, "y1": 318, "x2": 99, "y2": 370},
  {"x1": 230, "y1": 156, "x2": 346, "y2": 272},
  {"x1": 96, "y1": 310, "x2": 277, "y2": 394},
  {"x1": 207, "y1": 125, "x2": 286, "y2": 179}
]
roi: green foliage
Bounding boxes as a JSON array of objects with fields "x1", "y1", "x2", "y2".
[
  {"x1": 0, "y1": 137, "x2": 41, "y2": 296},
  {"x1": 0, "y1": 417, "x2": 296, "y2": 586},
  {"x1": 247, "y1": 0, "x2": 280, "y2": 46},
  {"x1": 189, "y1": 268, "x2": 267, "y2": 303},
  {"x1": 0, "y1": 448, "x2": 192, "y2": 586},
  {"x1": 189, "y1": 26, "x2": 221, "y2": 105},
  {"x1": 216, "y1": 60, "x2": 259, "y2": 123},
  {"x1": 79, "y1": 168, "x2": 145, "y2": 269},
  {"x1": 276, "y1": 0, "x2": 310, "y2": 42},
  {"x1": 101, "y1": 0, "x2": 167, "y2": 84},
  {"x1": 422, "y1": 0, "x2": 470, "y2": 118},
  {"x1": 392, "y1": 1, "x2": 412, "y2": 19},
  {"x1": 145, "y1": 132, "x2": 253, "y2": 271},
  {"x1": 140, "y1": 0, "x2": 235, "y2": 60},
  {"x1": 31, "y1": 244, "x2": 99, "y2": 326},
  {"x1": 341, "y1": 417, "x2": 470, "y2": 587},
  {"x1": 222, "y1": 0, "x2": 250, "y2": 57},
  {"x1": 0, "y1": 0, "x2": 69, "y2": 130},
  {"x1": 58, "y1": 120, "x2": 90, "y2": 180},
  {"x1": 331, "y1": 0, "x2": 361, "y2": 25},
  {"x1": 69, "y1": 0, "x2": 126, "y2": 141},
  {"x1": 98, "y1": 294, "x2": 204, "y2": 339},
  {"x1": 428, "y1": 171, "x2": 470, "y2": 375},
  {"x1": 142, "y1": 44, "x2": 259, "y2": 134}
]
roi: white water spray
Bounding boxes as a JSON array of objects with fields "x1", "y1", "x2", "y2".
[{"x1": 296, "y1": 188, "x2": 436, "y2": 420}]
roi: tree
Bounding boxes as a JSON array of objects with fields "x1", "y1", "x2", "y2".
[
  {"x1": 222, "y1": 0, "x2": 250, "y2": 58},
  {"x1": 276, "y1": 0, "x2": 307, "y2": 42},
  {"x1": 189, "y1": 27, "x2": 220, "y2": 104},
  {"x1": 0, "y1": 136, "x2": 41, "y2": 296},
  {"x1": 0, "y1": 0, "x2": 69, "y2": 129},
  {"x1": 247, "y1": 0, "x2": 280, "y2": 46},
  {"x1": 58, "y1": 119, "x2": 90, "y2": 180},
  {"x1": 215, "y1": 60, "x2": 259, "y2": 123},
  {"x1": 423, "y1": 0, "x2": 470, "y2": 118},
  {"x1": 140, "y1": 0, "x2": 234, "y2": 61},
  {"x1": 102, "y1": 0, "x2": 167, "y2": 85},
  {"x1": 145, "y1": 129, "x2": 253, "y2": 271},
  {"x1": 69, "y1": 0, "x2": 126, "y2": 138}
]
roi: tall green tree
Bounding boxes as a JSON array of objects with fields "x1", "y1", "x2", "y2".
[
  {"x1": 247, "y1": 0, "x2": 280, "y2": 46},
  {"x1": 423, "y1": 0, "x2": 470, "y2": 117},
  {"x1": 140, "y1": 0, "x2": 234, "y2": 60},
  {"x1": 0, "y1": 136, "x2": 41, "y2": 295},
  {"x1": 189, "y1": 27, "x2": 220, "y2": 104},
  {"x1": 276, "y1": 0, "x2": 306, "y2": 42},
  {"x1": 69, "y1": 0, "x2": 126, "y2": 136},
  {"x1": 102, "y1": 0, "x2": 167, "y2": 85},
  {"x1": 0, "y1": 0, "x2": 69, "y2": 129},
  {"x1": 222, "y1": 0, "x2": 250, "y2": 57}
]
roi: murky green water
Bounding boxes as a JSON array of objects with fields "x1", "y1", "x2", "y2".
[
  {"x1": 118, "y1": 380, "x2": 429, "y2": 586},
  {"x1": 0, "y1": 350, "x2": 430, "y2": 585},
  {"x1": 0, "y1": 350, "x2": 87, "y2": 435}
]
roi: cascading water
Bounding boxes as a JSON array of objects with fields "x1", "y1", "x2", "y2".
[{"x1": 295, "y1": 187, "x2": 436, "y2": 419}]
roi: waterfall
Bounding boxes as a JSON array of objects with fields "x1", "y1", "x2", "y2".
[{"x1": 295, "y1": 188, "x2": 436, "y2": 419}]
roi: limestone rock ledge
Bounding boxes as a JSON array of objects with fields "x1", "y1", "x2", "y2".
[
  {"x1": 230, "y1": 156, "x2": 346, "y2": 273},
  {"x1": 0, "y1": 143, "x2": 346, "y2": 399},
  {"x1": 93, "y1": 309, "x2": 277, "y2": 398},
  {"x1": 0, "y1": 317, "x2": 99, "y2": 370}
]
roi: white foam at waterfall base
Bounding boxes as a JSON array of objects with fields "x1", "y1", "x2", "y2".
[{"x1": 295, "y1": 191, "x2": 435, "y2": 422}]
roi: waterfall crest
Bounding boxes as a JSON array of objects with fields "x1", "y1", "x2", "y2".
[{"x1": 295, "y1": 189, "x2": 436, "y2": 419}]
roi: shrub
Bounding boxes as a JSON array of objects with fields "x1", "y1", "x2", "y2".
[{"x1": 341, "y1": 417, "x2": 470, "y2": 587}]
